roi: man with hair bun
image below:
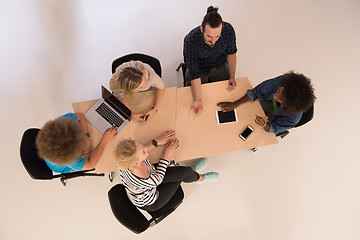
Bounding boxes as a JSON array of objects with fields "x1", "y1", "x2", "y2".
[{"x1": 184, "y1": 6, "x2": 238, "y2": 114}]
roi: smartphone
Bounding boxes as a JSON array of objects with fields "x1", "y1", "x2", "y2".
[{"x1": 239, "y1": 126, "x2": 254, "y2": 141}]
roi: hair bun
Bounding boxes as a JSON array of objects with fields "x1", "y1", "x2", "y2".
[{"x1": 207, "y1": 6, "x2": 219, "y2": 14}]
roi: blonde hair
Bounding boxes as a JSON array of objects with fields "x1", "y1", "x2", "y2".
[
  {"x1": 36, "y1": 118, "x2": 86, "y2": 165},
  {"x1": 109, "y1": 62, "x2": 146, "y2": 96},
  {"x1": 114, "y1": 139, "x2": 138, "y2": 170}
]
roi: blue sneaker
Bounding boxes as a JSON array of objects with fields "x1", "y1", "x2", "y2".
[
  {"x1": 193, "y1": 158, "x2": 207, "y2": 171},
  {"x1": 197, "y1": 172, "x2": 219, "y2": 184}
]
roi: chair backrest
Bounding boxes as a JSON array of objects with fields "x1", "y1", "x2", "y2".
[
  {"x1": 108, "y1": 184, "x2": 150, "y2": 234},
  {"x1": 295, "y1": 104, "x2": 314, "y2": 128},
  {"x1": 111, "y1": 53, "x2": 162, "y2": 77},
  {"x1": 20, "y1": 128, "x2": 54, "y2": 180},
  {"x1": 108, "y1": 183, "x2": 184, "y2": 234},
  {"x1": 176, "y1": 63, "x2": 187, "y2": 87}
]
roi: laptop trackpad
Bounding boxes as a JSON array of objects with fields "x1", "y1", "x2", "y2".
[{"x1": 94, "y1": 118, "x2": 107, "y2": 133}]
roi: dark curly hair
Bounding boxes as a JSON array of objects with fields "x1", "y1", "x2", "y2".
[
  {"x1": 36, "y1": 118, "x2": 86, "y2": 165},
  {"x1": 201, "y1": 6, "x2": 222, "y2": 30},
  {"x1": 279, "y1": 71, "x2": 316, "y2": 114}
]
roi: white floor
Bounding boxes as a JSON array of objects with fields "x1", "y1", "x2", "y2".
[{"x1": 1, "y1": 0, "x2": 360, "y2": 239}]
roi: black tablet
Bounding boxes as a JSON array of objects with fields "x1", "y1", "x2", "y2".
[{"x1": 216, "y1": 109, "x2": 238, "y2": 124}]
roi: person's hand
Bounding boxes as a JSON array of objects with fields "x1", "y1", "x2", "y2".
[
  {"x1": 142, "y1": 107, "x2": 157, "y2": 122},
  {"x1": 162, "y1": 139, "x2": 180, "y2": 160},
  {"x1": 254, "y1": 115, "x2": 267, "y2": 128},
  {"x1": 228, "y1": 78, "x2": 237, "y2": 89},
  {"x1": 102, "y1": 127, "x2": 118, "y2": 143},
  {"x1": 132, "y1": 113, "x2": 147, "y2": 122},
  {"x1": 217, "y1": 101, "x2": 236, "y2": 112},
  {"x1": 155, "y1": 130, "x2": 176, "y2": 145},
  {"x1": 191, "y1": 100, "x2": 203, "y2": 114},
  {"x1": 82, "y1": 137, "x2": 92, "y2": 158}
]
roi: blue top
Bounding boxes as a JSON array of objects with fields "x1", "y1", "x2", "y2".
[
  {"x1": 45, "y1": 113, "x2": 86, "y2": 173},
  {"x1": 184, "y1": 22, "x2": 237, "y2": 81},
  {"x1": 246, "y1": 76, "x2": 303, "y2": 135}
]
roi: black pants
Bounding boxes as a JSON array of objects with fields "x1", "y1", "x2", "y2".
[
  {"x1": 185, "y1": 63, "x2": 230, "y2": 86},
  {"x1": 140, "y1": 166, "x2": 199, "y2": 212}
]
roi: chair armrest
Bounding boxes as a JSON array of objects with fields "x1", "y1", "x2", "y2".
[{"x1": 276, "y1": 131, "x2": 289, "y2": 139}]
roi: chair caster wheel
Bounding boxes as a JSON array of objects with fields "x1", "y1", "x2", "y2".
[{"x1": 109, "y1": 172, "x2": 114, "y2": 182}]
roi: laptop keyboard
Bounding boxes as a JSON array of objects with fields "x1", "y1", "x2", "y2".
[{"x1": 95, "y1": 103, "x2": 124, "y2": 128}]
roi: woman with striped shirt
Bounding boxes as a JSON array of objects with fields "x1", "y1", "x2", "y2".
[{"x1": 114, "y1": 130, "x2": 219, "y2": 211}]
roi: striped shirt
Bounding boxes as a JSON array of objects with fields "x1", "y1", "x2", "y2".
[{"x1": 119, "y1": 158, "x2": 169, "y2": 208}]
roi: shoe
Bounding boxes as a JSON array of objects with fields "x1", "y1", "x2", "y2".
[
  {"x1": 197, "y1": 172, "x2": 219, "y2": 184},
  {"x1": 193, "y1": 158, "x2": 207, "y2": 171}
]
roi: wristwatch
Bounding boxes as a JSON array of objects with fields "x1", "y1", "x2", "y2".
[{"x1": 152, "y1": 139, "x2": 158, "y2": 147}]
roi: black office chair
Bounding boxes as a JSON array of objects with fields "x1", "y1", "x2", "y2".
[
  {"x1": 112, "y1": 53, "x2": 162, "y2": 77},
  {"x1": 276, "y1": 104, "x2": 314, "y2": 139},
  {"x1": 108, "y1": 183, "x2": 184, "y2": 234},
  {"x1": 176, "y1": 62, "x2": 187, "y2": 87},
  {"x1": 20, "y1": 128, "x2": 107, "y2": 186}
]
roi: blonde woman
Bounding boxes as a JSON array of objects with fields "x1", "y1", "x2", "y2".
[
  {"x1": 109, "y1": 60, "x2": 165, "y2": 122},
  {"x1": 114, "y1": 130, "x2": 219, "y2": 211},
  {"x1": 36, "y1": 112, "x2": 117, "y2": 173}
]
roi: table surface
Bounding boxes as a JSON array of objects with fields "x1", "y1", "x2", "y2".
[
  {"x1": 72, "y1": 78, "x2": 278, "y2": 173},
  {"x1": 175, "y1": 78, "x2": 278, "y2": 161}
]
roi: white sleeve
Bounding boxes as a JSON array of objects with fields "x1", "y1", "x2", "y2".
[{"x1": 144, "y1": 63, "x2": 165, "y2": 89}]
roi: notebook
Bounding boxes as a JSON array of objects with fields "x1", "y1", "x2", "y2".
[{"x1": 85, "y1": 86, "x2": 131, "y2": 133}]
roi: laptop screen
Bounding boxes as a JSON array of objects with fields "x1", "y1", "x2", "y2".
[{"x1": 101, "y1": 86, "x2": 132, "y2": 119}]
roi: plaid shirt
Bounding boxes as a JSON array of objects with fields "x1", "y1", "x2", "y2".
[{"x1": 183, "y1": 22, "x2": 237, "y2": 81}]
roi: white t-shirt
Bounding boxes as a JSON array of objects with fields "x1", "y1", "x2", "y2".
[{"x1": 111, "y1": 60, "x2": 165, "y2": 99}]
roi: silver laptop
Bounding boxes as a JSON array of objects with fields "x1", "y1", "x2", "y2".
[{"x1": 85, "y1": 86, "x2": 132, "y2": 133}]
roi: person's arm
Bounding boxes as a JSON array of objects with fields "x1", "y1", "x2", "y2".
[
  {"x1": 190, "y1": 78, "x2": 203, "y2": 114},
  {"x1": 184, "y1": 33, "x2": 203, "y2": 114},
  {"x1": 217, "y1": 94, "x2": 252, "y2": 112},
  {"x1": 75, "y1": 112, "x2": 89, "y2": 134},
  {"x1": 219, "y1": 76, "x2": 283, "y2": 112},
  {"x1": 247, "y1": 76, "x2": 282, "y2": 101},
  {"x1": 119, "y1": 96, "x2": 148, "y2": 122},
  {"x1": 153, "y1": 88, "x2": 165, "y2": 108},
  {"x1": 162, "y1": 139, "x2": 180, "y2": 160},
  {"x1": 224, "y1": 22, "x2": 238, "y2": 88},
  {"x1": 144, "y1": 130, "x2": 176, "y2": 152},
  {"x1": 227, "y1": 54, "x2": 237, "y2": 88},
  {"x1": 75, "y1": 113, "x2": 91, "y2": 157},
  {"x1": 149, "y1": 139, "x2": 180, "y2": 186},
  {"x1": 82, "y1": 127, "x2": 118, "y2": 170},
  {"x1": 143, "y1": 88, "x2": 165, "y2": 122}
]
